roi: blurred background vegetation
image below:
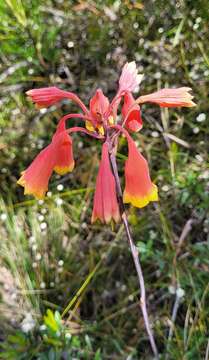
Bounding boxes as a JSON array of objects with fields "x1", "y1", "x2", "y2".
[{"x1": 0, "y1": 0, "x2": 208, "y2": 359}]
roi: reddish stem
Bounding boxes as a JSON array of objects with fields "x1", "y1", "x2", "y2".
[
  {"x1": 63, "y1": 91, "x2": 90, "y2": 114},
  {"x1": 107, "y1": 92, "x2": 122, "y2": 118},
  {"x1": 108, "y1": 134, "x2": 159, "y2": 359},
  {"x1": 57, "y1": 113, "x2": 93, "y2": 130}
]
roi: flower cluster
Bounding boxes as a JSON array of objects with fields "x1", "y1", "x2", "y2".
[{"x1": 18, "y1": 61, "x2": 195, "y2": 223}]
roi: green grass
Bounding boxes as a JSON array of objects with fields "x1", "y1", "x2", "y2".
[{"x1": 0, "y1": 0, "x2": 209, "y2": 359}]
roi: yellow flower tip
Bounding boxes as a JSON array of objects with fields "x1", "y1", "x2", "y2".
[
  {"x1": 85, "y1": 120, "x2": 95, "y2": 132},
  {"x1": 17, "y1": 173, "x2": 46, "y2": 200},
  {"x1": 187, "y1": 100, "x2": 196, "y2": 107},
  {"x1": 23, "y1": 185, "x2": 46, "y2": 200},
  {"x1": 97, "y1": 125, "x2": 105, "y2": 136},
  {"x1": 91, "y1": 215, "x2": 103, "y2": 224},
  {"x1": 17, "y1": 172, "x2": 26, "y2": 187},
  {"x1": 123, "y1": 185, "x2": 158, "y2": 208},
  {"x1": 91, "y1": 213, "x2": 120, "y2": 225},
  {"x1": 108, "y1": 116, "x2": 114, "y2": 125},
  {"x1": 54, "y1": 162, "x2": 75, "y2": 175},
  {"x1": 148, "y1": 184, "x2": 159, "y2": 201},
  {"x1": 113, "y1": 213, "x2": 121, "y2": 224}
]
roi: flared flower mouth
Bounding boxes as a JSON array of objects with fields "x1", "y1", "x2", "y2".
[
  {"x1": 121, "y1": 130, "x2": 158, "y2": 208},
  {"x1": 17, "y1": 144, "x2": 54, "y2": 199},
  {"x1": 17, "y1": 129, "x2": 74, "y2": 199},
  {"x1": 123, "y1": 184, "x2": 158, "y2": 208}
]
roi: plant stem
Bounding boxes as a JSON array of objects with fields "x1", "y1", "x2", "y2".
[
  {"x1": 165, "y1": 291, "x2": 181, "y2": 359},
  {"x1": 109, "y1": 148, "x2": 159, "y2": 359}
]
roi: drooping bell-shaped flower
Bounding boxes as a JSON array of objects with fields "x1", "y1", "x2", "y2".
[
  {"x1": 52, "y1": 121, "x2": 74, "y2": 175},
  {"x1": 119, "y1": 61, "x2": 143, "y2": 93},
  {"x1": 122, "y1": 92, "x2": 143, "y2": 132},
  {"x1": 17, "y1": 131, "x2": 72, "y2": 199},
  {"x1": 137, "y1": 87, "x2": 196, "y2": 107},
  {"x1": 91, "y1": 142, "x2": 120, "y2": 224},
  {"x1": 17, "y1": 145, "x2": 56, "y2": 199},
  {"x1": 123, "y1": 134, "x2": 158, "y2": 208}
]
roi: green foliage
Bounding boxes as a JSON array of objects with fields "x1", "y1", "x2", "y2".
[
  {"x1": 0, "y1": 309, "x2": 102, "y2": 359},
  {"x1": 5, "y1": 0, "x2": 27, "y2": 27}
]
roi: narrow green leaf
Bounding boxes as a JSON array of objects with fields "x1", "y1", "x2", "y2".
[
  {"x1": 5, "y1": 0, "x2": 27, "y2": 27},
  {"x1": 172, "y1": 18, "x2": 185, "y2": 47},
  {"x1": 61, "y1": 260, "x2": 101, "y2": 318}
]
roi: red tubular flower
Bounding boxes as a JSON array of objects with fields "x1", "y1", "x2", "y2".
[
  {"x1": 90, "y1": 89, "x2": 110, "y2": 119},
  {"x1": 91, "y1": 142, "x2": 120, "y2": 224},
  {"x1": 87, "y1": 89, "x2": 111, "y2": 134},
  {"x1": 17, "y1": 131, "x2": 72, "y2": 199},
  {"x1": 137, "y1": 87, "x2": 196, "y2": 107},
  {"x1": 26, "y1": 87, "x2": 89, "y2": 113},
  {"x1": 122, "y1": 92, "x2": 143, "y2": 132},
  {"x1": 53, "y1": 121, "x2": 74, "y2": 175},
  {"x1": 26, "y1": 87, "x2": 71, "y2": 108},
  {"x1": 123, "y1": 134, "x2": 158, "y2": 208},
  {"x1": 17, "y1": 145, "x2": 56, "y2": 199}
]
